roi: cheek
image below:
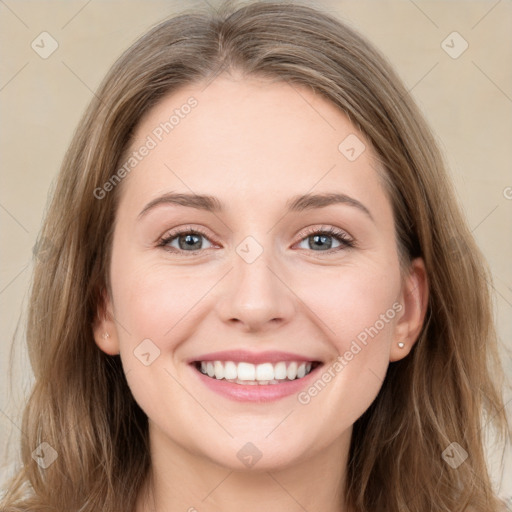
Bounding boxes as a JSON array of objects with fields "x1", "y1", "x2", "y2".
[
  {"x1": 110, "y1": 263, "x2": 207, "y2": 426},
  {"x1": 112, "y1": 264, "x2": 199, "y2": 343},
  {"x1": 110, "y1": 253, "x2": 224, "y2": 374},
  {"x1": 299, "y1": 259, "x2": 401, "y2": 347},
  {"x1": 294, "y1": 260, "x2": 401, "y2": 414}
]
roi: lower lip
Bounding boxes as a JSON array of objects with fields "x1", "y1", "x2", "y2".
[{"x1": 190, "y1": 364, "x2": 322, "y2": 402}]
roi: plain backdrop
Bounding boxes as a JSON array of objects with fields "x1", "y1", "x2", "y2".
[{"x1": 1, "y1": 0, "x2": 511, "y2": 498}]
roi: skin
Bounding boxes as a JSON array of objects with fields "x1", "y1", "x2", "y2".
[{"x1": 93, "y1": 73, "x2": 428, "y2": 512}]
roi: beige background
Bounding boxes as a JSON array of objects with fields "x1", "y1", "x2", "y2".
[{"x1": 1, "y1": 0, "x2": 511, "y2": 497}]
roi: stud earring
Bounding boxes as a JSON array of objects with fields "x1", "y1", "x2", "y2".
[
  {"x1": 102, "y1": 332, "x2": 110, "y2": 340},
  {"x1": 397, "y1": 342, "x2": 405, "y2": 349}
]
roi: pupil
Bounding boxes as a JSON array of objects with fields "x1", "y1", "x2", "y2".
[{"x1": 311, "y1": 234, "x2": 331, "y2": 250}]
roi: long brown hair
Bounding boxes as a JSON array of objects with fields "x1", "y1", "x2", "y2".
[{"x1": 1, "y1": 1, "x2": 510, "y2": 511}]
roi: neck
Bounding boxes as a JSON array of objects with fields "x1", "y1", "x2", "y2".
[{"x1": 136, "y1": 423, "x2": 353, "y2": 512}]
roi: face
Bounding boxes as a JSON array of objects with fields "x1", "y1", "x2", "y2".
[{"x1": 94, "y1": 74, "x2": 427, "y2": 471}]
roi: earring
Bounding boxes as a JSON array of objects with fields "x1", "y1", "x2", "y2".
[
  {"x1": 102, "y1": 332, "x2": 110, "y2": 340},
  {"x1": 397, "y1": 342, "x2": 405, "y2": 349}
]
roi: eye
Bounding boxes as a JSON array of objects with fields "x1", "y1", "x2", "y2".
[
  {"x1": 295, "y1": 226, "x2": 354, "y2": 253},
  {"x1": 158, "y1": 226, "x2": 215, "y2": 254},
  {"x1": 157, "y1": 225, "x2": 354, "y2": 255}
]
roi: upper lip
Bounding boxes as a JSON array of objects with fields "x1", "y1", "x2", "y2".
[{"x1": 188, "y1": 350, "x2": 322, "y2": 365}]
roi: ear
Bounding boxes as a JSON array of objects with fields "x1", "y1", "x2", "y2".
[
  {"x1": 389, "y1": 257, "x2": 429, "y2": 362},
  {"x1": 92, "y1": 287, "x2": 120, "y2": 356}
]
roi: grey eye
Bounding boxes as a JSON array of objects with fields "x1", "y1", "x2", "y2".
[
  {"x1": 297, "y1": 233, "x2": 343, "y2": 251},
  {"x1": 167, "y1": 232, "x2": 213, "y2": 251}
]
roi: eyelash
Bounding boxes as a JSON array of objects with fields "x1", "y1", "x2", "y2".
[{"x1": 157, "y1": 225, "x2": 355, "y2": 256}]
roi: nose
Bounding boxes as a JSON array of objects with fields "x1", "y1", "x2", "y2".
[{"x1": 216, "y1": 246, "x2": 296, "y2": 333}]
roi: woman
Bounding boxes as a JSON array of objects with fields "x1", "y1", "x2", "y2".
[{"x1": 1, "y1": 1, "x2": 510, "y2": 511}]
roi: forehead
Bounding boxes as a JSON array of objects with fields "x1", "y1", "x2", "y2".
[{"x1": 118, "y1": 75, "x2": 389, "y2": 217}]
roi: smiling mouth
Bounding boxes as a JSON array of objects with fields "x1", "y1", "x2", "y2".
[{"x1": 193, "y1": 360, "x2": 322, "y2": 385}]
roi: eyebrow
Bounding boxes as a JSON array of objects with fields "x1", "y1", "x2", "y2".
[{"x1": 138, "y1": 191, "x2": 373, "y2": 221}]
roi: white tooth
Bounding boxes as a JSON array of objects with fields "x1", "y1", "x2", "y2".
[
  {"x1": 237, "y1": 362, "x2": 256, "y2": 380},
  {"x1": 214, "y1": 361, "x2": 224, "y2": 379},
  {"x1": 274, "y1": 361, "x2": 287, "y2": 380},
  {"x1": 287, "y1": 362, "x2": 298, "y2": 380},
  {"x1": 224, "y1": 361, "x2": 237, "y2": 380},
  {"x1": 256, "y1": 363, "x2": 274, "y2": 381},
  {"x1": 201, "y1": 360, "x2": 313, "y2": 383}
]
